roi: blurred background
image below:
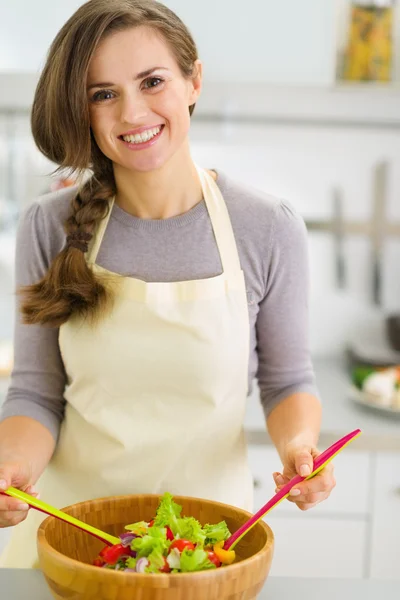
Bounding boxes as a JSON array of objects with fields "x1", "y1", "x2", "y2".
[{"x1": 1, "y1": 0, "x2": 400, "y2": 582}]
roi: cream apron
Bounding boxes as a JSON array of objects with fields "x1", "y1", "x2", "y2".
[{"x1": 0, "y1": 167, "x2": 253, "y2": 568}]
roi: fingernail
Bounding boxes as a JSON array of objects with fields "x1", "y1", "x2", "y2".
[
  {"x1": 16, "y1": 502, "x2": 29, "y2": 511},
  {"x1": 300, "y1": 465, "x2": 311, "y2": 477},
  {"x1": 276, "y1": 475, "x2": 285, "y2": 485},
  {"x1": 289, "y1": 488, "x2": 301, "y2": 497},
  {"x1": 0, "y1": 480, "x2": 7, "y2": 490}
]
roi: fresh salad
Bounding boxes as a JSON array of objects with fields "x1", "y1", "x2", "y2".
[
  {"x1": 92, "y1": 493, "x2": 236, "y2": 574},
  {"x1": 352, "y1": 365, "x2": 400, "y2": 409}
]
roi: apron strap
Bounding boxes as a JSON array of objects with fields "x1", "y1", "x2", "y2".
[
  {"x1": 86, "y1": 197, "x2": 115, "y2": 265},
  {"x1": 196, "y1": 167, "x2": 242, "y2": 277}
]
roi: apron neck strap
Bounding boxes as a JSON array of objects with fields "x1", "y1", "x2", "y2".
[
  {"x1": 86, "y1": 197, "x2": 115, "y2": 265},
  {"x1": 196, "y1": 166, "x2": 242, "y2": 277}
]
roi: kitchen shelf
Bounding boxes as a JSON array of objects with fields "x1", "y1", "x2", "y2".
[{"x1": 1, "y1": 72, "x2": 400, "y2": 129}]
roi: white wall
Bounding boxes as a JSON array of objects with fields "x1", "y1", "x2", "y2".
[
  {"x1": 189, "y1": 121, "x2": 400, "y2": 356},
  {"x1": 1, "y1": 0, "x2": 337, "y2": 84},
  {"x1": 0, "y1": 1, "x2": 84, "y2": 72}
]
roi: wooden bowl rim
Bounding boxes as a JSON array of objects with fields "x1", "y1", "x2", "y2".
[{"x1": 37, "y1": 493, "x2": 274, "y2": 581}]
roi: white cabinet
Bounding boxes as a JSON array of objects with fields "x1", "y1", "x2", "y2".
[
  {"x1": 248, "y1": 445, "x2": 371, "y2": 517},
  {"x1": 370, "y1": 453, "x2": 400, "y2": 580},
  {"x1": 265, "y1": 517, "x2": 367, "y2": 578},
  {"x1": 247, "y1": 445, "x2": 370, "y2": 578}
]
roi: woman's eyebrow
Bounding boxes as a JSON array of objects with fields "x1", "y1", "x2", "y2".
[{"x1": 87, "y1": 67, "x2": 169, "y2": 90}]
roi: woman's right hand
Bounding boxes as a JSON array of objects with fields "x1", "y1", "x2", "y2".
[{"x1": 0, "y1": 462, "x2": 39, "y2": 528}]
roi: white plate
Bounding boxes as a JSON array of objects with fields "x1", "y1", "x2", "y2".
[{"x1": 349, "y1": 385, "x2": 400, "y2": 416}]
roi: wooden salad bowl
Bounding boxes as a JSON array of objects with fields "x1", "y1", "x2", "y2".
[{"x1": 37, "y1": 493, "x2": 274, "y2": 600}]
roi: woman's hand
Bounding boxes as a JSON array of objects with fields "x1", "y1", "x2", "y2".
[
  {"x1": 273, "y1": 443, "x2": 336, "y2": 511},
  {"x1": 0, "y1": 461, "x2": 39, "y2": 527}
]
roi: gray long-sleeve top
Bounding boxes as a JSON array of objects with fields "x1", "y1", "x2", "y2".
[{"x1": 0, "y1": 169, "x2": 319, "y2": 440}]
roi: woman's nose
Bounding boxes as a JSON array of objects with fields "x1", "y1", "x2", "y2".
[{"x1": 119, "y1": 92, "x2": 149, "y2": 124}]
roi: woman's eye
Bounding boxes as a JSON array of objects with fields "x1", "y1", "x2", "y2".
[
  {"x1": 142, "y1": 77, "x2": 163, "y2": 90},
  {"x1": 91, "y1": 90, "x2": 115, "y2": 103}
]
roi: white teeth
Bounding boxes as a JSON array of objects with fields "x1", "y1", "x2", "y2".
[{"x1": 122, "y1": 126, "x2": 161, "y2": 144}]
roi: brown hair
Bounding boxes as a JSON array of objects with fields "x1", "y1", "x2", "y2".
[{"x1": 21, "y1": 0, "x2": 199, "y2": 327}]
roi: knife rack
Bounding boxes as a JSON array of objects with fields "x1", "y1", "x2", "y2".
[{"x1": 304, "y1": 161, "x2": 398, "y2": 306}]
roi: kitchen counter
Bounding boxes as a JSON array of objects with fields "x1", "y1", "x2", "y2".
[
  {"x1": 1, "y1": 355, "x2": 400, "y2": 451},
  {"x1": 245, "y1": 356, "x2": 400, "y2": 452},
  {"x1": 1, "y1": 569, "x2": 399, "y2": 600}
]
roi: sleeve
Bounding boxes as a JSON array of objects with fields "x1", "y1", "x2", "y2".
[
  {"x1": 255, "y1": 199, "x2": 320, "y2": 419},
  {"x1": 0, "y1": 201, "x2": 67, "y2": 440}
]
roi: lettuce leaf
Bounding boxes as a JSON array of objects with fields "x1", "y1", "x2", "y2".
[
  {"x1": 131, "y1": 526, "x2": 170, "y2": 557},
  {"x1": 145, "y1": 547, "x2": 166, "y2": 573},
  {"x1": 202, "y1": 521, "x2": 231, "y2": 546},
  {"x1": 175, "y1": 516, "x2": 206, "y2": 547},
  {"x1": 124, "y1": 520, "x2": 149, "y2": 535},
  {"x1": 153, "y1": 492, "x2": 182, "y2": 533},
  {"x1": 125, "y1": 556, "x2": 138, "y2": 570},
  {"x1": 180, "y1": 548, "x2": 216, "y2": 572}
]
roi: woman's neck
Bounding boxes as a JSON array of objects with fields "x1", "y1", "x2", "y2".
[{"x1": 113, "y1": 147, "x2": 216, "y2": 220}]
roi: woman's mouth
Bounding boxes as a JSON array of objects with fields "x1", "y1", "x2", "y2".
[{"x1": 118, "y1": 125, "x2": 164, "y2": 150}]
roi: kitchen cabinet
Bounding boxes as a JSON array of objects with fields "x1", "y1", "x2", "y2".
[
  {"x1": 247, "y1": 445, "x2": 369, "y2": 578},
  {"x1": 264, "y1": 517, "x2": 367, "y2": 578},
  {"x1": 248, "y1": 445, "x2": 371, "y2": 517},
  {"x1": 370, "y1": 452, "x2": 400, "y2": 580},
  {"x1": 247, "y1": 445, "x2": 400, "y2": 580}
]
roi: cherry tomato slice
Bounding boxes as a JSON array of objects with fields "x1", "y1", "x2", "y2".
[
  {"x1": 159, "y1": 557, "x2": 171, "y2": 573},
  {"x1": 169, "y1": 539, "x2": 195, "y2": 553},
  {"x1": 101, "y1": 543, "x2": 128, "y2": 565},
  {"x1": 207, "y1": 551, "x2": 221, "y2": 568},
  {"x1": 99, "y1": 545, "x2": 110, "y2": 558},
  {"x1": 93, "y1": 557, "x2": 105, "y2": 567}
]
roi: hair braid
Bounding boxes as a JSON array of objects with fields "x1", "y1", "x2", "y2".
[{"x1": 20, "y1": 173, "x2": 115, "y2": 327}]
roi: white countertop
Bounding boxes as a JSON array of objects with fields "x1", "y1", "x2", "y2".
[
  {"x1": 245, "y1": 356, "x2": 400, "y2": 451},
  {"x1": 1, "y1": 355, "x2": 400, "y2": 451},
  {"x1": 1, "y1": 570, "x2": 399, "y2": 600}
]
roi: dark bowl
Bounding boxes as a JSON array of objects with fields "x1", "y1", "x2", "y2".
[{"x1": 386, "y1": 314, "x2": 400, "y2": 353}]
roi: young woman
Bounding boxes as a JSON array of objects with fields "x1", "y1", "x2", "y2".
[{"x1": 0, "y1": 0, "x2": 335, "y2": 568}]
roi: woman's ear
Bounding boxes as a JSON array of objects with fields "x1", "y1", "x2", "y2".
[{"x1": 188, "y1": 59, "x2": 203, "y2": 105}]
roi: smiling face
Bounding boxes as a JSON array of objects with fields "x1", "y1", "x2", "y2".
[{"x1": 86, "y1": 26, "x2": 202, "y2": 173}]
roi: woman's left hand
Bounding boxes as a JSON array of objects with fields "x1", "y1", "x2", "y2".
[{"x1": 273, "y1": 444, "x2": 336, "y2": 511}]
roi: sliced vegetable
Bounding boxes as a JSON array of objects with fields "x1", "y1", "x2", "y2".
[
  {"x1": 180, "y1": 548, "x2": 216, "y2": 572},
  {"x1": 125, "y1": 520, "x2": 149, "y2": 536},
  {"x1": 125, "y1": 556, "x2": 138, "y2": 571},
  {"x1": 131, "y1": 526, "x2": 171, "y2": 558},
  {"x1": 153, "y1": 492, "x2": 182, "y2": 534},
  {"x1": 352, "y1": 366, "x2": 376, "y2": 389},
  {"x1": 93, "y1": 557, "x2": 105, "y2": 567},
  {"x1": 213, "y1": 541, "x2": 236, "y2": 565},
  {"x1": 203, "y1": 521, "x2": 231, "y2": 546},
  {"x1": 166, "y1": 548, "x2": 181, "y2": 570},
  {"x1": 135, "y1": 557, "x2": 149, "y2": 573},
  {"x1": 207, "y1": 551, "x2": 221, "y2": 568},
  {"x1": 149, "y1": 518, "x2": 174, "y2": 541},
  {"x1": 145, "y1": 548, "x2": 170, "y2": 574},
  {"x1": 169, "y1": 539, "x2": 195, "y2": 553},
  {"x1": 175, "y1": 516, "x2": 206, "y2": 547},
  {"x1": 100, "y1": 544, "x2": 129, "y2": 565},
  {"x1": 119, "y1": 532, "x2": 137, "y2": 547}
]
